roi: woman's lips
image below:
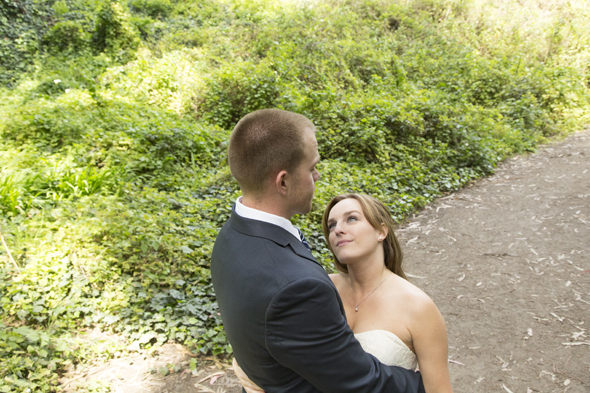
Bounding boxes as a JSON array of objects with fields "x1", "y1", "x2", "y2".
[{"x1": 336, "y1": 239, "x2": 352, "y2": 247}]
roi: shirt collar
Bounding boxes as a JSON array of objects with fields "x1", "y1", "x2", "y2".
[{"x1": 235, "y1": 197, "x2": 301, "y2": 241}]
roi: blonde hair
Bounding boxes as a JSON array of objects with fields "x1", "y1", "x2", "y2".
[{"x1": 321, "y1": 194, "x2": 406, "y2": 279}]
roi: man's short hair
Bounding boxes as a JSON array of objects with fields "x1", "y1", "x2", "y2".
[{"x1": 228, "y1": 109, "x2": 315, "y2": 195}]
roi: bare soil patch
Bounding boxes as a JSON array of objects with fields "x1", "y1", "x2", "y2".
[
  {"x1": 60, "y1": 128, "x2": 590, "y2": 392},
  {"x1": 60, "y1": 340, "x2": 241, "y2": 393}
]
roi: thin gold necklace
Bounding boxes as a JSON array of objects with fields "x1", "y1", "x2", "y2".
[{"x1": 350, "y1": 273, "x2": 391, "y2": 312}]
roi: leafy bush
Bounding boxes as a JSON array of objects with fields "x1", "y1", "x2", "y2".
[
  {"x1": 0, "y1": 0, "x2": 53, "y2": 86},
  {"x1": 129, "y1": 0, "x2": 174, "y2": 19},
  {"x1": 199, "y1": 61, "x2": 281, "y2": 129},
  {"x1": 42, "y1": 20, "x2": 90, "y2": 54},
  {"x1": 0, "y1": 324, "x2": 70, "y2": 391},
  {"x1": 93, "y1": 1, "x2": 141, "y2": 63},
  {"x1": 99, "y1": 49, "x2": 204, "y2": 114},
  {"x1": 4, "y1": 92, "x2": 223, "y2": 171}
]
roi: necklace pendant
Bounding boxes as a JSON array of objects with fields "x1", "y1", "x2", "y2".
[{"x1": 355, "y1": 306, "x2": 358, "y2": 312}]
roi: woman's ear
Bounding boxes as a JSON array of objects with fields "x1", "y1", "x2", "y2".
[{"x1": 378, "y1": 223, "x2": 388, "y2": 240}]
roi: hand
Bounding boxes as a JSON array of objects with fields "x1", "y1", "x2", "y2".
[{"x1": 232, "y1": 357, "x2": 265, "y2": 393}]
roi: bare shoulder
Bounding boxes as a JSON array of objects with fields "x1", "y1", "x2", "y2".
[
  {"x1": 387, "y1": 275, "x2": 439, "y2": 318},
  {"x1": 401, "y1": 279, "x2": 447, "y2": 338}
]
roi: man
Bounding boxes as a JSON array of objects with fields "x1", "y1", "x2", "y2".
[{"x1": 211, "y1": 109, "x2": 425, "y2": 392}]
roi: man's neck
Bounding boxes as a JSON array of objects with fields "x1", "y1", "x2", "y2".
[{"x1": 241, "y1": 195, "x2": 291, "y2": 220}]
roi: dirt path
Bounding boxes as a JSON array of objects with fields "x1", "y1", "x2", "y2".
[
  {"x1": 61, "y1": 128, "x2": 590, "y2": 392},
  {"x1": 398, "y1": 128, "x2": 590, "y2": 392}
]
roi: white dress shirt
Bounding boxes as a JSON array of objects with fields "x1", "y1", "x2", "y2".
[{"x1": 234, "y1": 197, "x2": 302, "y2": 242}]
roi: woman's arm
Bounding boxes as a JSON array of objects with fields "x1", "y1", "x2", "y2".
[{"x1": 409, "y1": 296, "x2": 453, "y2": 393}]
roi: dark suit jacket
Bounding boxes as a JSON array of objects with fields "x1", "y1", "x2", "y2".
[{"x1": 211, "y1": 208, "x2": 425, "y2": 393}]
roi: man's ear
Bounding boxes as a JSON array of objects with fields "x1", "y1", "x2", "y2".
[{"x1": 274, "y1": 170, "x2": 289, "y2": 196}]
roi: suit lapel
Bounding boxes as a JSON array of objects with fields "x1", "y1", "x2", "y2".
[
  {"x1": 288, "y1": 238, "x2": 318, "y2": 265},
  {"x1": 229, "y1": 207, "x2": 322, "y2": 268}
]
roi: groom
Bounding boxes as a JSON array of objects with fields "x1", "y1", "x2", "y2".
[{"x1": 211, "y1": 109, "x2": 425, "y2": 392}]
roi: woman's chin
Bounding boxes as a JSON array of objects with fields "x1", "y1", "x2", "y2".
[{"x1": 339, "y1": 258, "x2": 355, "y2": 268}]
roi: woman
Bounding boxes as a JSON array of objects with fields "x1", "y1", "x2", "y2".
[
  {"x1": 323, "y1": 194, "x2": 452, "y2": 392},
  {"x1": 235, "y1": 194, "x2": 453, "y2": 392}
]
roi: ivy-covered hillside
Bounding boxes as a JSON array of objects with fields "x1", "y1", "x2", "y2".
[{"x1": 1, "y1": 0, "x2": 589, "y2": 390}]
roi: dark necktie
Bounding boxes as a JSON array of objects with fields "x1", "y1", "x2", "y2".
[{"x1": 297, "y1": 228, "x2": 311, "y2": 251}]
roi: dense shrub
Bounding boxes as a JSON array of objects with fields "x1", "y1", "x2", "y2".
[
  {"x1": 93, "y1": 1, "x2": 141, "y2": 63},
  {"x1": 0, "y1": 0, "x2": 53, "y2": 86},
  {"x1": 99, "y1": 49, "x2": 204, "y2": 114},
  {"x1": 4, "y1": 93, "x2": 223, "y2": 169},
  {"x1": 129, "y1": 0, "x2": 174, "y2": 19},
  {"x1": 199, "y1": 61, "x2": 281, "y2": 129},
  {"x1": 42, "y1": 20, "x2": 90, "y2": 54}
]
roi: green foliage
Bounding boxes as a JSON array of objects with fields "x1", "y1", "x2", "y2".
[
  {"x1": 0, "y1": 157, "x2": 124, "y2": 216},
  {"x1": 0, "y1": 319, "x2": 124, "y2": 392},
  {"x1": 52, "y1": 0, "x2": 69, "y2": 16},
  {"x1": 99, "y1": 49, "x2": 205, "y2": 115},
  {"x1": 42, "y1": 20, "x2": 91, "y2": 54},
  {"x1": 93, "y1": 1, "x2": 141, "y2": 63},
  {"x1": 0, "y1": 324, "x2": 67, "y2": 391},
  {"x1": 0, "y1": 0, "x2": 53, "y2": 86},
  {"x1": 1, "y1": 0, "x2": 590, "y2": 390},
  {"x1": 199, "y1": 61, "x2": 281, "y2": 129},
  {"x1": 129, "y1": 0, "x2": 173, "y2": 19},
  {"x1": 3, "y1": 90, "x2": 224, "y2": 173}
]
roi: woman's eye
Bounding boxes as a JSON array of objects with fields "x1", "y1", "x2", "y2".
[
  {"x1": 328, "y1": 223, "x2": 335, "y2": 231},
  {"x1": 347, "y1": 216, "x2": 358, "y2": 222}
]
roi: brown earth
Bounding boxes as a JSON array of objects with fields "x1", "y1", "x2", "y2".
[{"x1": 60, "y1": 128, "x2": 590, "y2": 392}]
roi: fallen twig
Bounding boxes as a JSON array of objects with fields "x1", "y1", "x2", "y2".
[
  {"x1": 196, "y1": 371, "x2": 225, "y2": 384},
  {"x1": 550, "y1": 312, "x2": 564, "y2": 322},
  {"x1": 448, "y1": 359, "x2": 465, "y2": 366}
]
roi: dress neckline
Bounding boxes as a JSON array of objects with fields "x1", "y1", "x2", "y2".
[{"x1": 354, "y1": 329, "x2": 415, "y2": 354}]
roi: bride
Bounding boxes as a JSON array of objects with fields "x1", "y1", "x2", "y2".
[{"x1": 235, "y1": 194, "x2": 453, "y2": 393}]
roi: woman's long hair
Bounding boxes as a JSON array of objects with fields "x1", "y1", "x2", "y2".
[{"x1": 321, "y1": 194, "x2": 406, "y2": 279}]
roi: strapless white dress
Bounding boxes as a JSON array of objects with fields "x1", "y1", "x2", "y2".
[{"x1": 354, "y1": 330, "x2": 418, "y2": 370}]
